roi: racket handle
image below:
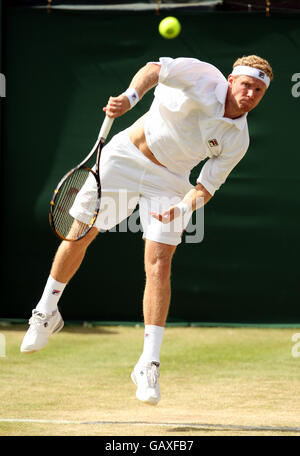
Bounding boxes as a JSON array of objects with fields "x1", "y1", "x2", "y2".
[{"x1": 99, "y1": 116, "x2": 114, "y2": 141}]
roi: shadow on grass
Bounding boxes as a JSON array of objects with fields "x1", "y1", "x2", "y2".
[
  {"x1": 168, "y1": 424, "x2": 300, "y2": 434},
  {"x1": 0, "y1": 323, "x2": 120, "y2": 335}
]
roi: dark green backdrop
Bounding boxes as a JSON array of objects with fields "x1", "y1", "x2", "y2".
[{"x1": 1, "y1": 6, "x2": 300, "y2": 323}]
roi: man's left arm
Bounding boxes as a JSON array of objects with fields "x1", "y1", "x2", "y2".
[{"x1": 151, "y1": 183, "x2": 212, "y2": 224}]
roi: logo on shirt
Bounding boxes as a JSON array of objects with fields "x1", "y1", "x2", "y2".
[{"x1": 208, "y1": 139, "x2": 219, "y2": 147}]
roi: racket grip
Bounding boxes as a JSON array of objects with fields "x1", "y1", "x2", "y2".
[{"x1": 99, "y1": 116, "x2": 114, "y2": 141}]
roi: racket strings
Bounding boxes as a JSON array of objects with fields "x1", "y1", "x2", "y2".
[{"x1": 51, "y1": 168, "x2": 95, "y2": 241}]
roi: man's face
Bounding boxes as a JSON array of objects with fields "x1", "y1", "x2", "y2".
[{"x1": 228, "y1": 75, "x2": 267, "y2": 114}]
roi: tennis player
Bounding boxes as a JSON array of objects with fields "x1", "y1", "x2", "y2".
[{"x1": 21, "y1": 55, "x2": 273, "y2": 405}]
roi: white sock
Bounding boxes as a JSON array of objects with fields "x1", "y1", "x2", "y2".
[
  {"x1": 35, "y1": 275, "x2": 66, "y2": 315},
  {"x1": 139, "y1": 325, "x2": 165, "y2": 365}
]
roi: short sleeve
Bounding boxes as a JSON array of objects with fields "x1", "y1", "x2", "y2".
[
  {"x1": 157, "y1": 57, "x2": 226, "y2": 90},
  {"x1": 197, "y1": 132, "x2": 250, "y2": 196}
]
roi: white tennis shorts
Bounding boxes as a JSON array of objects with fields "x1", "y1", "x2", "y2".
[{"x1": 70, "y1": 130, "x2": 193, "y2": 245}]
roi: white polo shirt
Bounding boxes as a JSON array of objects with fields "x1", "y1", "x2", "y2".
[{"x1": 144, "y1": 57, "x2": 250, "y2": 196}]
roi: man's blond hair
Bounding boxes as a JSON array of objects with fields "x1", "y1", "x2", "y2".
[{"x1": 233, "y1": 55, "x2": 274, "y2": 81}]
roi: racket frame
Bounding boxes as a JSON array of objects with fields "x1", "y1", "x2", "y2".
[{"x1": 49, "y1": 116, "x2": 114, "y2": 242}]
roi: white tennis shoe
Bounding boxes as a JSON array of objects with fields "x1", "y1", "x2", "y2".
[
  {"x1": 131, "y1": 361, "x2": 161, "y2": 405},
  {"x1": 20, "y1": 309, "x2": 64, "y2": 353}
]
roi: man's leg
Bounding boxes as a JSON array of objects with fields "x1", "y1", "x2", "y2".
[
  {"x1": 50, "y1": 225, "x2": 100, "y2": 284},
  {"x1": 21, "y1": 224, "x2": 99, "y2": 353},
  {"x1": 143, "y1": 239, "x2": 176, "y2": 323},
  {"x1": 131, "y1": 239, "x2": 176, "y2": 405},
  {"x1": 37, "y1": 223, "x2": 100, "y2": 314},
  {"x1": 141, "y1": 239, "x2": 176, "y2": 362}
]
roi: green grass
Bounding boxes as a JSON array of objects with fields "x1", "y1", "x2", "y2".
[{"x1": 0, "y1": 325, "x2": 299, "y2": 436}]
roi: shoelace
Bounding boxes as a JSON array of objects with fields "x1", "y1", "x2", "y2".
[
  {"x1": 29, "y1": 311, "x2": 47, "y2": 327},
  {"x1": 147, "y1": 363, "x2": 160, "y2": 387}
]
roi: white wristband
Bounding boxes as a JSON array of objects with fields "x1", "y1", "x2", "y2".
[
  {"x1": 123, "y1": 88, "x2": 139, "y2": 109},
  {"x1": 175, "y1": 202, "x2": 189, "y2": 215}
]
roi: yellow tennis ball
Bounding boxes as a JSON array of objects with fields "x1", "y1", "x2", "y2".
[{"x1": 159, "y1": 16, "x2": 181, "y2": 39}]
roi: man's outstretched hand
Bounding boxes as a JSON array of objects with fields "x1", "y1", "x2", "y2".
[{"x1": 150, "y1": 206, "x2": 182, "y2": 224}]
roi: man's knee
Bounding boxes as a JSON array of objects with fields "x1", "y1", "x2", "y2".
[
  {"x1": 61, "y1": 226, "x2": 99, "y2": 251},
  {"x1": 145, "y1": 240, "x2": 176, "y2": 282}
]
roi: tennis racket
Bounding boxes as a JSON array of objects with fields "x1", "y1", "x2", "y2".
[{"x1": 49, "y1": 115, "x2": 114, "y2": 242}]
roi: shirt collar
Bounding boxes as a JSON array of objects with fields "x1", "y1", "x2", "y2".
[{"x1": 215, "y1": 81, "x2": 248, "y2": 131}]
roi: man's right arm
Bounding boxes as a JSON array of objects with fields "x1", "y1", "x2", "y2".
[
  {"x1": 103, "y1": 63, "x2": 161, "y2": 118},
  {"x1": 150, "y1": 183, "x2": 212, "y2": 224}
]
